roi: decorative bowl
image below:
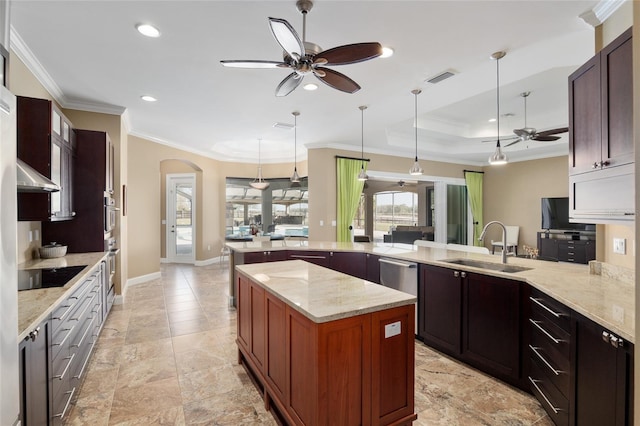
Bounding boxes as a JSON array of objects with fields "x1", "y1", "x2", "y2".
[{"x1": 39, "y1": 243, "x2": 67, "y2": 259}]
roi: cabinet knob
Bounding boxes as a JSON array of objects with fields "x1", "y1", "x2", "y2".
[
  {"x1": 453, "y1": 271, "x2": 459, "y2": 278},
  {"x1": 592, "y1": 162, "x2": 600, "y2": 169},
  {"x1": 460, "y1": 272, "x2": 467, "y2": 278},
  {"x1": 610, "y1": 335, "x2": 624, "y2": 349},
  {"x1": 28, "y1": 326, "x2": 40, "y2": 342},
  {"x1": 601, "y1": 160, "x2": 610, "y2": 167},
  {"x1": 602, "y1": 331, "x2": 610, "y2": 343}
]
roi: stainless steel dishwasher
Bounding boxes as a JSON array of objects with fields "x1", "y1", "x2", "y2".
[{"x1": 378, "y1": 257, "x2": 418, "y2": 332}]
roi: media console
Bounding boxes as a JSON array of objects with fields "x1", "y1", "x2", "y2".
[{"x1": 537, "y1": 231, "x2": 596, "y2": 264}]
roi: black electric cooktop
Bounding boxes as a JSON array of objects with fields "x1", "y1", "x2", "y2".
[{"x1": 18, "y1": 265, "x2": 88, "y2": 291}]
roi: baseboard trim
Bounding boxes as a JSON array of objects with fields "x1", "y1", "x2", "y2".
[
  {"x1": 195, "y1": 256, "x2": 223, "y2": 266},
  {"x1": 127, "y1": 271, "x2": 162, "y2": 287}
]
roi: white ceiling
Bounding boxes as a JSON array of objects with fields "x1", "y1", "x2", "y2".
[{"x1": 10, "y1": 1, "x2": 605, "y2": 166}]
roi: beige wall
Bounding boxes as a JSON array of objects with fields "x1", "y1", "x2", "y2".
[
  {"x1": 127, "y1": 134, "x2": 304, "y2": 280},
  {"x1": 483, "y1": 156, "x2": 568, "y2": 252},
  {"x1": 307, "y1": 147, "x2": 482, "y2": 241}
]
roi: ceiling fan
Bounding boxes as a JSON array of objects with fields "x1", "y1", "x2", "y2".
[
  {"x1": 504, "y1": 91, "x2": 568, "y2": 147},
  {"x1": 220, "y1": 0, "x2": 383, "y2": 97}
]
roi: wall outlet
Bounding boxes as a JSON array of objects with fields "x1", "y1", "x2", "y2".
[
  {"x1": 613, "y1": 238, "x2": 626, "y2": 254},
  {"x1": 34, "y1": 229, "x2": 39, "y2": 241},
  {"x1": 331, "y1": 220, "x2": 336, "y2": 227},
  {"x1": 319, "y1": 220, "x2": 324, "y2": 226},
  {"x1": 207, "y1": 244, "x2": 211, "y2": 251},
  {"x1": 28, "y1": 230, "x2": 33, "y2": 242}
]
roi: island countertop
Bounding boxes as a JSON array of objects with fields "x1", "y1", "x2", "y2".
[
  {"x1": 236, "y1": 259, "x2": 416, "y2": 323},
  {"x1": 17, "y1": 252, "x2": 109, "y2": 342},
  {"x1": 227, "y1": 240, "x2": 635, "y2": 343}
]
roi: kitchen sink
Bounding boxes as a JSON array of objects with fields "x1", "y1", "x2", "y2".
[{"x1": 440, "y1": 258, "x2": 532, "y2": 273}]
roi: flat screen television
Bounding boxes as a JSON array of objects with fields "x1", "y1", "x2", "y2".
[{"x1": 541, "y1": 197, "x2": 595, "y2": 231}]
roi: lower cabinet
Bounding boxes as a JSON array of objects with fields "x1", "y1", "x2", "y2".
[
  {"x1": 237, "y1": 272, "x2": 416, "y2": 425},
  {"x1": 418, "y1": 264, "x2": 524, "y2": 388},
  {"x1": 19, "y1": 320, "x2": 50, "y2": 426},
  {"x1": 287, "y1": 250, "x2": 332, "y2": 268},
  {"x1": 19, "y1": 261, "x2": 109, "y2": 426},
  {"x1": 365, "y1": 253, "x2": 381, "y2": 284},
  {"x1": 574, "y1": 313, "x2": 633, "y2": 426}
]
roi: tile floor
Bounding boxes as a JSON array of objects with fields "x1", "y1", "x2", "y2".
[{"x1": 66, "y1": 263, "x2": 554, "y2": 425}]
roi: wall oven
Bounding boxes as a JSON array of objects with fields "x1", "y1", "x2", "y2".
[{"x1": 104, "y1": 196, "x2": 117, "y2": 234}]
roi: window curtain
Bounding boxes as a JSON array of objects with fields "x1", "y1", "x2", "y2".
[
  {"x1": 336, "y1": 158, "x2": 367, "y2": 242},
  {"x1": 464, "y1": 171, "x2": 483, "y2": 246}
]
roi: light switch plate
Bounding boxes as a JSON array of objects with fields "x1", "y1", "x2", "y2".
[{"x1": 613, "y1": 238, "x2": 626, "y2": 254}]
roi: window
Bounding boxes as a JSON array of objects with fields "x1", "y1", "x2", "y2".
[{"x1": 374, "y1": 191, "x2": 418, "y2": 233}]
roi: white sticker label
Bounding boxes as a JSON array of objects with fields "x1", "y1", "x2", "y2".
[{"x1": 384, "y1": 321, "x2": 401, "y2": 338}]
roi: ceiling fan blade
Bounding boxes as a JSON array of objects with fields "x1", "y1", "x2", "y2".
[
  {"x1": 504, "y1": 138, "x2": 522, "y2": 147},
  {"x1": 268, "y1": 17, "x2": 305, "y2": 60},
  {"x1": 481, "y1": 135, "x2": 518, "y2": 143},
  {"x1": 220, "y1": 60, "x2": 289, "y2": 69},
  {"x1": 315, "y1": 42, "x2": 383, "y2": 66},
  {"x1": 275, "y1": 72, "x2": 303, "y2": 97},
  {"x1": 535, "y1": 127, "x2": 569, "y2": 137},
  {"x1": 513, "y1": 128, "x2": 536, "y2": 138},
  {"x1": 315, "y1": 68, "x2": 360, "y2": 93},
  {"x1": 532, "y1": 135, "x2": 561, "y2": 142}
]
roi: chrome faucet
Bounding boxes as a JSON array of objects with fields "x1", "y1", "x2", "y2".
[{"x1": 479, "y1": 220, "x2": 508, "y2": 264}]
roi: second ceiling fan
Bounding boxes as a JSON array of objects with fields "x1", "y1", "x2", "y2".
[
  {"x1": 220, "y1": 0, "x2": 383, "y2": 97},
  {"x1": 504, "y1": 91, "x2": 568, "y2": 147}
]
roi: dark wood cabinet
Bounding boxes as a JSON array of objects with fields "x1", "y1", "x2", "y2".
[
  {"x1": 568, "y1": 28, "x2": 634, "y2": 222},
  {"x1": 243, "y1": 250, "x2": 288, "y2": 264},
  {"x1": 330, "y1": 251, "x2": 367, "y2": 279},
  {"x1": 537, "y1": 232, "x2": 595, "y2": 265},
  {"x1": 17, "y1": 96, "x2": 76, "y2": 221},
  {"x1": 419, "y1": 264, "x2": 523, "y2": 388},
  {"x1": 365, "y1": 253, "x2": 380, "y2": 284},
  {"x1": 574, "y1": 313, "x2": 634, "y2": 426},
  {"x1": 463, "y1": 272, "x2": 522, "y2": 385},
  {"x1": 418, "y1": 264, "x2": 462, "y2": 354},
  {"x1": 19, "y1": 320, "x2": 50, "y2": 426},
  {"x1": 288, "y1": 250, "x2": 332, "y2": 267},
  {"x1": 43, "y1": 130, "x2": 114, "y2": 252}
]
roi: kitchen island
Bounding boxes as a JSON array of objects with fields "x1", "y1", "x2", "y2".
[{"x1": 236, "y1": 260, "x2": 418, "y2": 425}]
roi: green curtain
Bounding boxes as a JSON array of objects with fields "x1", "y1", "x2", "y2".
[
  {"x1": 464, "y1": 171, "x2": 483, "y2": 246},
  {"x1": 336, "y1": 158, "x2": 367, "y2": 242}
]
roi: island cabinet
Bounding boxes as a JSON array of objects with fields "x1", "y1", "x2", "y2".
[
  {"x1": 236, "y1": 261, "x2": 417, "y2": 426},
  {"x1": 568, "y1": 27, "x2": 634, "y2": 222},
  {"x1": 574, "y1": 312, "x2": 634, "y2": 426},
  {"x1": 366, "y1": 253, "x2": 381, "y2": 284},
  {"x1": 242, "y1": 250, "x2": 289, "y2": 264},
  {"x1": 289, "y1": 250, "x2": 368, "y2": 279},
  {"x1": 418, "y1": 264, "x2": 526, "y2": 389}
]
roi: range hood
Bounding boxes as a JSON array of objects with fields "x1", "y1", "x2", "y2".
[{"x1": 17, "y1": 158, "x2": 60, "y2": 193}]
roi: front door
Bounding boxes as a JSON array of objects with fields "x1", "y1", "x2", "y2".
[{"x1": 166, "y1": 174, "x2": 195, "y2": 263}]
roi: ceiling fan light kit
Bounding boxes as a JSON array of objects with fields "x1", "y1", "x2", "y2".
[
  {"x1": 291, "y1": 111, "x2": 301, "y2": 183},
  {"x1": 220, "y1": 0, "x2": 383, "y2": 97},
  {"x1": 409, "y1": 89, "x2": 424, "y2": 176},
  {"x1": 488, "y1": 51, "x2": 508, "y2": 166},
  {"x1": 250, "y1": 139, "x2": 270, "y2": 190},
  {"x1": 357, "y1": 105, "x2": 369, "y2": 182}
]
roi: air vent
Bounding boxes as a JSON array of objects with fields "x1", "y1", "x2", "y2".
[
  {"x1": 273, "y1": 122, "x2": 294, "y2": 130},
  {"x1": 425, "y1": 70, "x2": 457, "y2": 84}
]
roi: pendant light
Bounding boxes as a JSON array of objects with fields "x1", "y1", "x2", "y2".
[
  {"x1": 357, "y1": 105, "x2": 369, "y2": 181},
  {"x1": 409, "y1": 89, "x2": 424, "y2": 176},
  {"x1": 291, "y1": 111, "x2": 301, "y2": 183},
  {"x1": 250, "y1": 138, "x2": 270, "y2": 190},
  {"x1": 488, "y1": 51, "x2": 508, "y2": 165}
]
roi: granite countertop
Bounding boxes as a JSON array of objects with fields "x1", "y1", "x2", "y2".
[
  {"x1": 236, "y1": 259, "x2": 416, "y2": 323},
  {"x1": 17, "y1": 252, "x2": 109, "y2": 342},
  {"x1": 227, "y1": 240, "x2": 635, "y2": 343}
]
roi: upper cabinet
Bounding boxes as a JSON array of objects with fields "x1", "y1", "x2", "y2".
[
  {"x1": 568, "y1": 28, "x2": 634, "y2": 223},
  {"x1": 17, "y1": 96, "x2": 76, "y2": 221}
]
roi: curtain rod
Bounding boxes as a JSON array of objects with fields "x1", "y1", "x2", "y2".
[
  {"x1": 335, "y1": 155, "x2": 370, "y2": 162},
  {"x1": 463, "y1": 170, "x2": 484, "y2": 174}
]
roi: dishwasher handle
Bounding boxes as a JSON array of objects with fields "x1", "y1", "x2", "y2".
[{"x1": 378, "y1": 258, "x2": 417, "y2": 268}]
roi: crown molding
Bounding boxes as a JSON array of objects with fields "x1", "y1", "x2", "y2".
[
  {"x1": 62, "y1": 98, "x2": 125, "y2": 115},
  {"x1": 10, "y1": 26, "x2": 65, "y2": 102},
  {"x1": 579, "y1": 0, "x2": 627, "y2": 27}
]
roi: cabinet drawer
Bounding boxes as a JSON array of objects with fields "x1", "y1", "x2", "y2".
[
  {"x1": 529, "y1": 357, "x2": 569, "y2": 426},
  {"x1": 530, "y1": 289, "x2": 571, "y2": 332},
  {"x1": 51, "y1": 322, "x2": 75, "y2": 361},
  {"x1": 530, "y1": 315, "x2": 571, "y2": 362},
  {"x1": 51, "y1": 381, "x2": 75, "y2": 425},
  {"x1": 51, "y1": 349, "x2": 74, "y2": 402},
  {"x1": 530, "y1": 332, "x2": 570, "y2": 396}
]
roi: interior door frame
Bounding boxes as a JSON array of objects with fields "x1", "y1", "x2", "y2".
[{"x1": 166, "y1": 173, "x2": 196, "y2": 263}]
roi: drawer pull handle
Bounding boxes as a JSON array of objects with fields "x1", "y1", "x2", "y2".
[
  {"x1": 52, "y1": 304, "x2": 73, "y2": 321},
  {"x1": 529, "y1": 319, "x2": 564, "y2": 344},
  {"x1": 73, "y1": 341, "x2": 95, "y2": 380},
  {"x1": 530, "y1": 345, "x2": 563, "y2": 376},
  {"x1": 290, "y1": 254, "x2": 326, "y2": 260},
  {"x1": 72, "y1": 317, "x2": 95, "y2": 348},
  {"x1": 54, "y1": 353, "x2": 75, "y2": 380},
  {"x1": 52, "y1": 326, "x2": 74, "y2": 347},
  {"x1": 54, "y1": 387, "x2": 75, "y2": 419},
  {"x1": 530, "y1": 297, "x2": 564, "y2": 319},
  {"x1": 528, "y1": 377, "x2": 561, "y2": 414}
]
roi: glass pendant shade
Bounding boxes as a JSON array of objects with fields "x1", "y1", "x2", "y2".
[
  {"x1": 409, "y1": 157, "x2": 424, "y2": 175},
  {"x1": 250, "y1": 138, "x2": 270, "y2": 189},
  {"x1": 291, "y1": 166, "x2": 300, "y2": 183},
  {"x1": 489, "y1": 141, "x2": 508, "y2": 165},
  {"x1": 409, "y1": 89, "x2": 423, "y2": 175},
  {"x1": 357, "y1": 164, "x2": 368, "y2": 181}
]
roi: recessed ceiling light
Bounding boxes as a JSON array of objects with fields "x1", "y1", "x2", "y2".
[
  {"x1": 141, "y1": 95, "x2": 157, "y2": 102},
  {"x1": 303, "y1": 83, "x2": 318, "y2": 91},
  {"x1": 136, "y1": 24, "x2": 160, "y2": 38},
  {"x1": 488, "y1": 118, "x2": 496, "y2": 122},
  {"x1": 380, "y1": 47, "x2": 394, "y2": 58}
]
